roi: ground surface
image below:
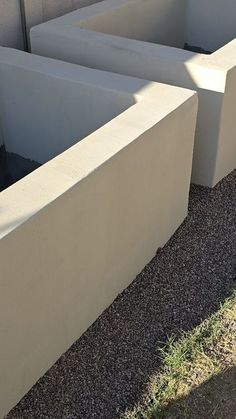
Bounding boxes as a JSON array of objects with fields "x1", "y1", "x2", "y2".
[
  {"x1": 124, "y1": 290, "x2": 236, "y2": 418},
  {"x1": 6, "y1": 170, "x2": 236, "y2": 419}
]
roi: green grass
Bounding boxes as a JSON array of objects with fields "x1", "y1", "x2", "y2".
[{"x1": 123, "y1": 289, "x2": 236, "y2": 419}]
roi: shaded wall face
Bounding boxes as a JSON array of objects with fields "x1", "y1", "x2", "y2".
[
  {"x1": 2, "y1": 0, "x2": 236, "y2": 53},
  {"x1": 0, "y1": 66, "x2": 135, "y2": 164},
  {"x1": 0, "y1": 0, "x2": 24, "y2": 49},
  {"x1": 81, "y1": 0, "x2": 187, "y2": 48},
  {"x1": 24, "y1": 0, "x2": 103, "y2": 32},
  {"x1": 186, "y1": 0, "x2": 236, "y2": 52},
  {"x1": 0, "y1": 116, "x2": 4, "y2": 147},
  {"x1": 80, "y1": 0, "x2": 236, "y2": 53},
  {"x1": 0, "y1": 0, "x2": 103, "y2": 50}
]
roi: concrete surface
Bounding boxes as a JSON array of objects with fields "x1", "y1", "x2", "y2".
[
  {"x1": 0, "y1": 0, "x2": 103, "y2": 50},
  {"x1": 187, "y1": 0, "x2": 236, "y2": 51},
  {"x1": 0, "y1": 48, "x2": 135, "y2": 164},
  {"x1": 0, "y1": 47, "x2": 197, "y2": 417},
  {"x1": 23, "y1": 0, "x2": 103, "y2": 48},
  {"x1": 0, "y1": 0, "x2": 24, "y2": 49},
  {"x1": 31, "y1": 0, "x2": 236, "y2": 187},
  {"x1": 5, "y1": 169, "x2": 236, "y2": 419}
]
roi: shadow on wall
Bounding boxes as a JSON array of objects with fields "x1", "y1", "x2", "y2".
[
  {"x1": 186, "y1": 0, "x2": 236, "y2": 51},
  {"x1": 30, "y1": 0, "x2": 236, "y2": 187},
  {"x1": 0, "y1": 0, "x2": 25, "y2": 49},
  {"x1": 0, "y1": 0, "x2": 103, "y2": 51},
  {"x1": 24, "y1": 0, "x2": 104, "y2": 50}
]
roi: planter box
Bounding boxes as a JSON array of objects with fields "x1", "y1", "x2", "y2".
[
  {"x1": 0, "y1": 47, "x2": 197, "y2": 417},
  {"x1": 31, "y1": 0, "x2": 236, "y2": 187},
  {"x1": 23, "y1": 0, "x2": 103, "y2": 48},
  {"x1": 0, "y1": 0, "x2": 103, "y2": 51},
  {"x1": 0, "y1": 0, "x2": 24, "y2": 49}
]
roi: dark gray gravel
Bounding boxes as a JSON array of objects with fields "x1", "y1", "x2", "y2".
[{"x1": 6, "y1": 171, "x2": 236, "y2": 419}]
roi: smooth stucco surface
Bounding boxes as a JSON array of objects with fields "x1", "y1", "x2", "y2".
[
  {"x1": 0, "y1": 0, "x2": 103, "y2": 50},
  {"x1": 0, "y1": 0, "x2": 24, "y2": 49},
  {"x1": 23, "y1": 0, "x2": 103, "y2": 46},
  {"x1": 187, "y1": 0, "x2": 236, "y2": 51},
  {"x1": 0, "y1": 49, "x2": 135, "y2": 164},
  {"x1": 0, "y1": 48, "x2": 197, "y2": 417},
  {"x1": 24, "y1": 0, "x2": 102, "y2": 27},
  {"x1": 77, "y1": 0, "x2": 186, "y2": 48},
  {"x1": 31, "y1": 0, "x2": 236, "y2": 187}
]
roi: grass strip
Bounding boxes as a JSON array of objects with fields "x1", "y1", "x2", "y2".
[{"x1": 123, "y1": 289, "x2": 236, "y2": 419}]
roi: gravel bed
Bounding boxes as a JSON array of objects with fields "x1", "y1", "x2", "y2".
[{"x1": 6, "y1": 170, "x2": 236, "y2": 419}]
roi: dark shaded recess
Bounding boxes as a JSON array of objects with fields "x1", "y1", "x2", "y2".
[
  {"x1": 184, "y1": 43, "x2": 212, "y2": 54},
  {"x1": 0, "y1": 145, "x2": 40, "y2": 192}
]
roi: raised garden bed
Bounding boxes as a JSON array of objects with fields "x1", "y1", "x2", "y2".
[
  {"x1": 31, "y1": 0, "x2": 236, "y2": 187},
  {"x1": 0, "y1": 47, "x2": 197, "y2": 417}
]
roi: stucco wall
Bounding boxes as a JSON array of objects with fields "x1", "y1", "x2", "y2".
[
  {"x1": 0, "y1": 48, "x2": 197, "y2": 417},
  {"x1": 24, "y1": 0, "x2": 102, "y2": 28},
  {"x1": 186, "y1": 0, "x2": 236, "y2": 51},
  {"x1": 0, "y1": 50, "x2": 135, "y2": 163},
  {"x1": 0, "y1": 0, "x2": 24, "y2": 49},
  {"x1": 24, "y1": 0, "x2": 102, "y2": 47},
  {"x1": 79, "y1": 0, "x2": 186, "y2": 48},
  {"x1": 31, "y1": 0, "x2": 236, "y2": 187},
  {"x1": 0, "y1": 0, "x2": 102, "y2": 50},
  {"x1": 2, "y1": 0, "x2": 236, "y2": 52}
]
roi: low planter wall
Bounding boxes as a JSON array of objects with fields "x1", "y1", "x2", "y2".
[
  {"x1": 0, "y1": 48, "x2": 197, "y2": 417},
  {"x1": 0, "y1": 0, "x2": 24, "y2": 49},
  {"x1": 31, "y1": 0, "x2": 236, "y2": 187},
  {"x1": 0, "y1": 48, "x2": 135, "y2": 164},
  {"x1": 23, "y1": 0, "x2": 103, "y2": 48},
  {"x1": 0, "y1": 0, "x2": 102, "y2": 50},
  {"x1": 187, "y1": 0, "x2": 236, "y2": 52}
]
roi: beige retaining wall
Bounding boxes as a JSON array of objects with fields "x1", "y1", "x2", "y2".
[
  {"x1": 0, "y1": 48, "x2": 197, "y2": 417},
  {"x1": 187, "y1": 0, "x2": 236, "y2": 52},
  {"x1": 0, "y1": 0, "x2": 102, "y2": 50},
  {"x1": 0, "y1": 0, "x2": 24, "y2": 49},
  {"x1": 31, "y1": 0, "x2": 236, "y2": 187}
]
